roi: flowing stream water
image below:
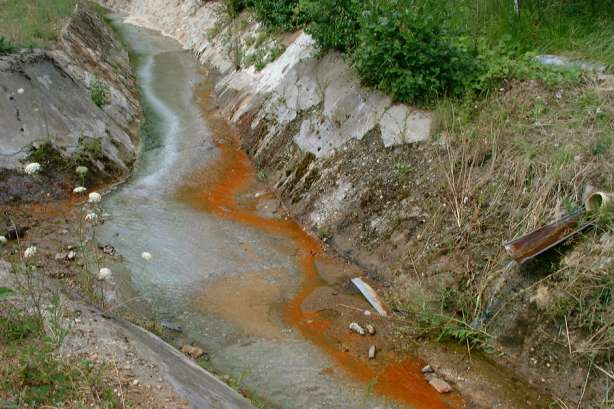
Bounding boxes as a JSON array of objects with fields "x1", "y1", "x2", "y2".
[{"x1": 97, "y1": 18, "x2": 461, "y2": 409}]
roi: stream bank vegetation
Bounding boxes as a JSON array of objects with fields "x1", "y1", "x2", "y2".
[
  {"x1": 219, "y1": 0, "x2": 611, "y2": 104},
  {"x1": 0, "y1": 165, "x2": 131, "y2": 407},
  {"x1": 215, "y1": 0, "x2": 613, "y2": 406},
  {"x1": 387, "y1": 82, "x2": 614, "y2": 406}
]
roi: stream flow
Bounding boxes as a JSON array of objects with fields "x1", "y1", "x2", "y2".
[{"x1": 98, "y1": 16, "x2": 458, "y2": 409}]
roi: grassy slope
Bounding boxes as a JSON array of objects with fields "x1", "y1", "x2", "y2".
[
  {"x1": 390, "y1": 79, "x2": 613, "y2": 405},
  {"x1": 0, "y1": 0, "x2": 76, "y2": 48}
]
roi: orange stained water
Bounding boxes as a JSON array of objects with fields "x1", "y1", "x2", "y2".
[{"x1": 177, "y1": 143, "x2": 463, "y2": 409}]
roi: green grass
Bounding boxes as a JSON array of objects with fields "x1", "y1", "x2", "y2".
[
  {"x1": 0, "y1": 306, "x2": 118, "y2": 407},
  {"x1": 0, "y1": 0, "x2": 77, "y2": 48},
  {"x1": 473, "y1": 0, "x2": 614, "y2": 66},
  {"x1": 419, "y1": 0, "x2": 614, "y2": 67}
]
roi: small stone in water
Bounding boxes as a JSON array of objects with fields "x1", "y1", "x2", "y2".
[
  {"x1": 429, "y1": 377, "x2": 452, "y2": 393},
  {"x1": 349, "y1": 322, "x2": 365, "y2": 335},
  {"x1": 181, "y1": 345, "x2": 205, "y2": 359}
]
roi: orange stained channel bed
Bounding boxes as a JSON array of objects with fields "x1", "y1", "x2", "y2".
[{"x1": 178, "y1": 142, "x2": 464, "y2": 409}]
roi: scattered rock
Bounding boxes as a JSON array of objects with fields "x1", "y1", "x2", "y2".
[
  {"x1": 67, "y1": 250, "x2": 76, "y2": 260},
  {"x1": 101, "y1": 244, "x2": 116, "y2": 255},
  {"x1": 181, "y1": 345, "x2": 205, "y2": 359},
  {"x1": 55, "y1": 252, "x2": 68, "y2": 261},
  {"x1": 366, "y1": 324, "x2": 376, "y2": 335},
  {"x1": 160, "y1": 320, "x2": 183, "y2": 333},
  {"x1": 534, "y1": 54, "x2": 608, "y2": 73},
  {"x1": 4, "y1": 225, "x2": 29, "y2": 240},
  {"x1": 428, "y1": 377, "x2": 452, "y2": 394},
  {"x1": 421, "y1": 365, "x2": 434, "y2": 374},
  {"x1": 363, "y1": 310, "x2": 371, "y2": 316},
  {"x1": 349, "y1": 322, "x2": 365, "y2": 335},
  {"x1": 368, "y1": 345, "x2": 376, "y2": 359}
]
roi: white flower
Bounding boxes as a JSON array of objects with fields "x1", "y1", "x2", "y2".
[
  {"x1": 24, "y1": 162, "x2": 42, "y2": 175},
  {"x1": 76, "y1": 166, "x2": 88, "y2": 176},
  {"x1": 88, "y1": 192, "x2": 102, "y2": 204},
  {"x1": 85, "y1": 212, "x2": 98, "y2": 223},
  {"x1": 73, "y1": 186, "x2": 87, "y2": 194},
  {"x1": 0, "y1": 236, "x2": 7, "y2": 244},
  {"x1": 24, "y1": 246, "x2": 37, "y2": 258},
  {"x1": 98, "y1": 267, "x2": 112, "y2": 281},
  {"x1": 17, "y1": 88, "x2": 24, "y2": 95},
  {"x1": 141, "y1": 252, "x2": 152, "y2": 261}
]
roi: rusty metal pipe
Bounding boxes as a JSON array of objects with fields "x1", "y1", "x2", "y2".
[
  {"x1": 585, "y1": 191, "x2": 614, "y2": 213},
  {"x1": 504, "y1": 210, "x2": 591, "y2": 264}
]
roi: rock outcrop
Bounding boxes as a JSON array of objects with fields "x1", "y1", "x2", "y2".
[{"x1": 0, "y1": 3, "x2": 139, "y2": 204}]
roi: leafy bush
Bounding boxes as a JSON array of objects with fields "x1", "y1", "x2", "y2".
[
  {"x1": 90, "y1": 79, "x2": 108, "y2": 108},
  {"x1": 0, "y1": 37, "x2": 16, "y2": 54},
  {"x1": 223, "y1": 0, "x2": 253, "y2": 18},
  {"x1": 351, "y1": 0, "x2": 479, "y2": 105},
  {"x1": 252, "y1": 0, "x2": 303, "y2": 31},
  {"x1": 222, "y1": 0, "x2": 594, "y2": 103},
  {"x1": 301, "y1": 0, "x2": 362, "y2": 52}
]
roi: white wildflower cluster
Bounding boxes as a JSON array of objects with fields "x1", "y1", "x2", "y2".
[
  {"x1": 85, "y1": 212, "x2": 98, "y2": 223},
  {"x1": 98, "y1": 267, "x2": 112, "y2": 281},
  {"x1": 76, "y1": 166, "x2": 88, "y2": 176},
  {"x1": 24, "y1": 162, "x2": 41, "y2": 175},
  {"x1": 0, "y1": 236, "x2": 7, "y2": 245},
  {"x1": 141, "y1": 252, "x2": 152, "y2": 261},
  {"x1": 24, "y1": 246, "x2": 37, "y2": 258},
  {"x1": 73, "y1": 186, "x2": 87, "y2": 194},
  {"x1": 88, "y1": 192, "x2": 102, "y2": 204}
]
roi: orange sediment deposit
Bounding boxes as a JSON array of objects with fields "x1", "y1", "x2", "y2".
[
  {"x1": 177, "y1": 142, "x2": 463, "y2": 409},
  {"x1": 196, "y1": 269, "x2": 287, "y2": 339},
  {"x1": 181, "y1": 83, "x2": 463, "y2": 408}
]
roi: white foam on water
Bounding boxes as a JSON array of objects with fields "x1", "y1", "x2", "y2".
[{"x1": 135, "y1": 54, "x2": 180, "y2": 189}]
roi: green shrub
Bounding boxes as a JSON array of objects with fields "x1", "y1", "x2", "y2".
[
  {"x1": 90, "y1": 78, "x2": 108, "y2": 108},
  {"x1": 0, "y1": 309, "x2": 42, "y2": 343},
  {"x1": 301, "y1": 0, "x2": 362, "y2": 52},
  {"x1": 252, "y1": 0, "x2": 303, "y2": 31},
  {"x1": 0, "y1": 36, "x2": 16, "y2": 54},
  {"x1": 351, "y1": 0, "x2": 479, "y2": 105},
  {"x1": 223, "y1": 0, "x2": 253, "y2": 18}
]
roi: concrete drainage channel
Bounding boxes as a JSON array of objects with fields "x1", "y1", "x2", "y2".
[
  {"x1": 113, "y1": 318, "x2": 256, "y2": 409},
  {"x1": 97, "y1": 13, "x2": 461, "y2": 409}
]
